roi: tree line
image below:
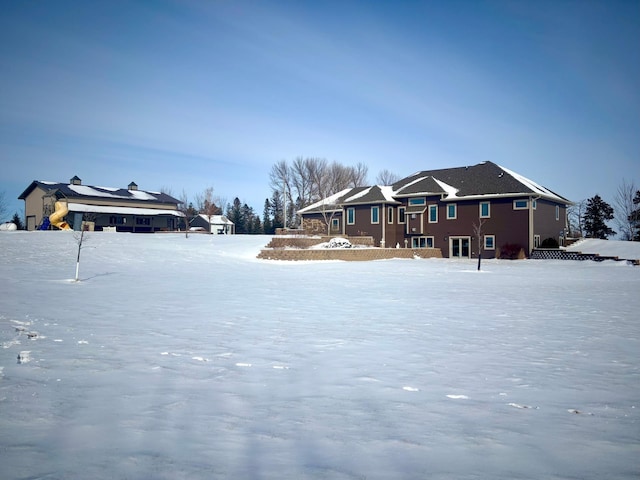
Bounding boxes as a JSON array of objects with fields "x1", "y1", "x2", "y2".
[{"x1": 568, "y1": 180, "x2": 640, "y2": 241}]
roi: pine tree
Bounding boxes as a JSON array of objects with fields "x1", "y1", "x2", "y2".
[
  {"x1": 270, "y1": 191, "x2": 284, "y2": 231},
  {"x1": 632, "y1": 190, "x2": 640, "y2": 241},
  {"x1": 583, "y1": 195, "x2": 616, "y2": 239},
  {"x1": 11, "y1": 212, "x2": 24, "y2": 230},
  {"x1": 262, "y1": 198, "x2": 273, "y2": 235},
  {"x1": 226, "y1": 198, "x2": 245, "y2": 234}
]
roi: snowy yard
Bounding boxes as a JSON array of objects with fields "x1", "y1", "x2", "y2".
[{"x1": 1, "y1": 232, "x2": 638, "y2": 479}]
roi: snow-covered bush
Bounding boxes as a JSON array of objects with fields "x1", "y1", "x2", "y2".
[{"x1": 327, "y1": 237, "x2": 352, "y2": 248}]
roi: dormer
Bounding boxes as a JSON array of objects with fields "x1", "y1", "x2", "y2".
[{"x1": 70, "y1": 175, "x2": 82, "y2": 185}]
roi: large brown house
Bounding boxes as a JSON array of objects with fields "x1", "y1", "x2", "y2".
[
  {"x1": 19, "y1": 176, "x2": 182, "y2": 232},
  {"x1": 298, "y1": 161, "x2": 571, "y2": 258}
]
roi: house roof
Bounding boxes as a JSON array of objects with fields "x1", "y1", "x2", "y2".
[
  {"x1": 67, "y1": 203, "x2": 183, "y2": 217},
  {"x1": 393, "y1": 161, "x2": 570, "y2": 203},
  {"x1": 19, "y1": 180, "x2": 181, "y2": 205},
  {"x1": 197, "y1": 214, "x2": 234, "y2": 225},
  {"x1": 299, "y1": 161, "x2": 570, "y2": 215}
]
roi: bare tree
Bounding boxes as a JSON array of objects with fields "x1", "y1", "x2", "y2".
[
  {"x1": 376, "y1": 169, "x2": 401, "y2": 185},
  {"x1": 349, "y1": 162, "x2": 369, "y2": 187},
  {"x1": 567, "y1": 199, "x2": 587, "y2": 238},
  {"x1": 178, "y1": 190, "x2": 197, "y2": 238},
  {"x1": 0, "y1": 191, "x2": 7, "y2": 222},
  {"x1": 614, "y1": 179, "x2": 639, "y2": 241},
  {"x1": 196, "y1": 187, "x2": 223, "y2": 233},
  {"x1": 472, "y1": 218, "x2": 487, "y2": 271},
  {"x1": 73, "y1": 228, "x2": 88, "y2": 282},
  {"x1": 159, "y1": 185, "x2": 174, "y2": 196}
]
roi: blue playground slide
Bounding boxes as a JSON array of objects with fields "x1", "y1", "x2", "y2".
[{"x1": 39, "y1": 217, "x2": 51, "y2": 230}]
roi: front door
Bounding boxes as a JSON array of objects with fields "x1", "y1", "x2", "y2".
[{"x1": 450, "y1": 237, "x2": 470, "y2": 258}]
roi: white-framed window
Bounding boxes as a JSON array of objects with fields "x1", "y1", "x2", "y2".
[
  {"x1": 484, "y1": 235, "x2": 495, "y2": 250},
  {"x1": 331, "y1": 218, "x2": 340, "y2": 231},
  {"x1": 412, "y1": 236, "x2": 434, "y2": 248},
  {"x1": 371, "y1": 206, "x2": 379, "y2": 224},
  {"x1": 408, "y1": 197, "x2": 426, "y2": 206},
  {"x1": 555, "y1": 205, "x2": 560, "y2": 221},
  {"x1": 428, "y1": 204, "x2": 438, "y2": 223},
  {"x1": 513, "y1": 199, "x2": 528, "y2": 210},
  {"x1": 532, "y1": 199, "x2": 537, "y2": 209},
  {"x1": 387, "y1": 206, "x2": 393, "y2": 224},
  {"x1": 347, "y1": 207, "x2": 355, "y2": 225},
  {"x1": 479, "y1": 201, "x2": 490, "y2": 218},
  {"x1": 534, "y1": 235, "x2": 541, "y2": 248},
  {"x1": 447, "y1": 203, "x2": 457, "y2": 219},
  {"x1": 398, "y1": 207, "x2": 406, "y2": 224}
]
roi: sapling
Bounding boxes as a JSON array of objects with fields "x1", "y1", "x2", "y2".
[{"x1": 74, "y1": 228, "x2": 86, "y2": 281}]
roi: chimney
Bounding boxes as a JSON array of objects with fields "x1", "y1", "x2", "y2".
[
  {"x1": 128, "y1": 181, "x2": 138, "y2": 191},
  {"x1": 70, "y1": 175, "x2": 82, "y2": 185}
]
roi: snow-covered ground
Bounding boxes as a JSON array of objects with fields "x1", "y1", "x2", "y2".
[
  {"x1": 566, "y1": 238, "x2": 640, "y2": 261},
  {"x1": 1, "y1": 232, "x2": 638, "y2": 480}
]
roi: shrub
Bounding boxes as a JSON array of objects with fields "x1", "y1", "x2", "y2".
[{"x1": 499, "y1": 243, "x2": 525, "y2": 259}]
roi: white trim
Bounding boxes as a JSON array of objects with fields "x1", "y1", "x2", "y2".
[
  {"x1": 484, "y1": 235, "x2": 495, "y2": 250},
  {"x1": 428, "y1": 204, "x2": 438, "y2": 223},
  {"x1": 67, "y1": 203, "x2": 182, "y2": 217},
  {"x1": 513, "y1": 199, "x2": 528, "y2": 210},
  {"x1": 371, "y1": 206, "x2": 380, "y2": 224}
]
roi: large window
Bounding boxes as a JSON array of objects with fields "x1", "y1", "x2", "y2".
[
  {"x1": 398, "y1": 207, "x2": 406, "y2": 224},
  {"x1": 408, "y1": 197, "x2": 426, "y2": 206},
  {"x1": 371, "y1": 206, "x2": 379, "y2": 224},
  {"x1": 480, "y1": 201, "x2": 490, "y2": 218},
  {"x1": 347, "y1": 207, "x2": 355, "y2": 225},
  {"x1": 484, "y1": 235, "x2": 495, "y2": 250},
  {"x1": 513, "y1": 199, "x2": 528, "y2": 210},
  {"x1": 428, "y1": 204, "x2": 438, "y2": 223},
  {"x1": 447, "y1": 203, "x2": 457, "y2": 219},
  {"x1": 412, "y1": 236, "x2": 434, "y2": 248}
]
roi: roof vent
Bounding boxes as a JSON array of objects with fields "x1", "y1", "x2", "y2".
[
  {"x1": 70, "y1": 175, "x2": 82, "y2": 185},
  {"x1": 128, "y1": 181, "x2": 138, "y2": 191}
]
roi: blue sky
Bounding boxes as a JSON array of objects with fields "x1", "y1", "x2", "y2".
[{"x1": 1, "y1": 0, "x2": 638, "y2": 219}]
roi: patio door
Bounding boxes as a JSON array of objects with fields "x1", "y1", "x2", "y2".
[{"x1": 450, "y1": 236, "x2": 470, "y2": 258}]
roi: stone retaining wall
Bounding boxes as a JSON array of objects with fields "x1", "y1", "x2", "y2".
[
  {"x1": 265, "y1": 235, "x2": 374, "y2": 249},
  {"x1": 531, "y1": 248, "x2": 638, "y2": 265},
  {"x1": 257, "y1": 247, "x2": 443, "y2": 261}
]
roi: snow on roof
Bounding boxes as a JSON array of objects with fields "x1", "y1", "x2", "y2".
[
  {"x1": 396, "y1": 175, "x2": 428, "y2": 193},
  {"x1": 67, "y1": 202, "x2": 183, "y2": 216},
  {"x1": 129, "y1": 190, "x2": 158, "y2": 201},
  {"x1": 379, "y1": 185, "x2": 397, "y2": 202},
  {"x1": 197, "y1": 214, "x2": 234, "y2": 225},
  {"x1": 297, "y1": 188, "x2": 353, "y2": 213},
  {"x1": 498, "y1": 164, "x2": 566, "y2": 202},
  {"x1": 432, "y1": 178, "x2": 459, "y2": 198},
  {"x1": 343, "y1": 187, "x2": 372, "y2": 203},
  {"x1": 68, "y1": 185, "x2": 122, "y2": 198}
]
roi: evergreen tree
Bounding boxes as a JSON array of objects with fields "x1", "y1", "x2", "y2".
[
  {"x1": 11, "y1": 212, "x2": 24, "y2": 230},
  {"x1": 633, "y1": 190, "x2": 640, "y2": 241},
  {"x1": 270, "y1": 191, "x2": 284, "y2": 230},
  {"x1": 583, "y1": 195, "x2": 616, "y2": 239},
  {"x1": 226, "y1": 198, "x2": 245, "y2": 234},
  {"x1": 262, "y1": 198, "x2": 274, "y2": 235}
]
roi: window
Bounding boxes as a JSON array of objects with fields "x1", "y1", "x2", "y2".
[
  {"x1": 513, "y1": 199, "x2": 528, "y2": 210},
  {"x1": 555, "y1": 205, "x2": 560, "y2": 221},
  {"x1": 428, "y1": 204, "x2": 438, "y2": 223},
  {"x1": 109, "y1": 216, "x2": 126, "y2": 225},
  {"x1": 480, "y1": 202, "x2": 490, "y2": 218},
  {"x1": 534, "y1": 235, "x2": 541, "y2": 248},
  {"x1": 398, "y1": 207, "x2": 406, "y2": 224},
  {"x1": 347, "y1": 207, "x2": 355, "y2": 225},
  {"x1": 371, "y1": 206, "x2": 379, "y2": 224},
  {"x1": 411, "y1": 236, "x2": 434, "y2": 248},
  {"x1": 532, "y1": 199, "x2": 537, "y2": 209},
  {"x1": 408, "y1": 197, "x2": 426, "y2": 206},
  {"x1": 136, "y1": 217, "x2": 151, "y2": 225},
  {"x1": 331, "y1": 218, "x2": 340, "y2": 231},
  {"x1": 484, "y1": 235, "x2": 495, "y2": 250},
  {"x1": 447, "y1": 203, "x2": 457, "y2": 219},
  {"x1": 387, "y1": 207, "x2": 393, "y2": 224}
]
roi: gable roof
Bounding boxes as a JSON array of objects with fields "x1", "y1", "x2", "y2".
[{"x1": 19, "y1": 180, "x2": 181, "y2": 206}]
